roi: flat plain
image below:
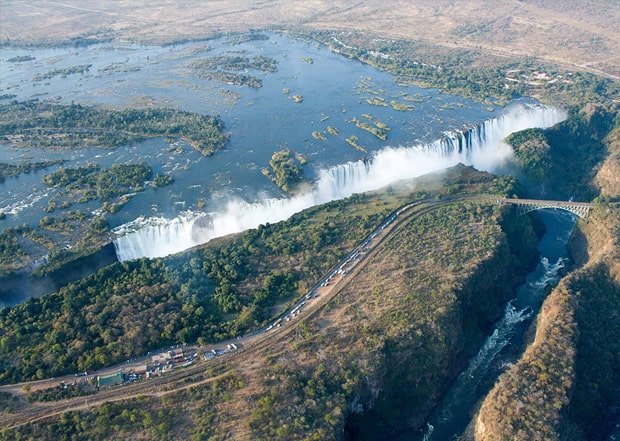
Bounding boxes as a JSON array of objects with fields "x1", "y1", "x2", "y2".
[{"x1": 2, "y1": 0, "x2": 619, "y2": 79}]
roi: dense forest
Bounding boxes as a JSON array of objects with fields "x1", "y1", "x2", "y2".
[
  {"x1": 0, "y1": 166, "x2": 511, "y2": 384},
  {"x1": 0, "y1": 189, "x2": 402, "y2": 382},
  {"x1": 507, "y1": 103, "x2": 619, "y2": 200},
  {"x1": 0, "y1": 190, "x2": 542, "y2": 440},
  {"x1": 42, "y1": 162, "x2": 159, "y2": 202},
  {"x1": 187, "y1": 53, "x2": 277, "y2": 88},
  {"x1": 0, "y1": 101, "x2": 229, "y2": 156},
  {"x1": 188, "y1": 55, "x2": 278, "y2": 73},
  {"x1": 261, "y1": 149, "x2": 307, "y2": 192},
  {"x1": 0, "y1": 159, "x2": 65, "y2": 183},
  {"x1": 505, "y1": 128, "x2": 551, "y2": 180}
]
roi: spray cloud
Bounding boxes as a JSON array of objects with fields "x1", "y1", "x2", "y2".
[{"x1": 113, "y1": 103, "x2": 566, "y2": 261}]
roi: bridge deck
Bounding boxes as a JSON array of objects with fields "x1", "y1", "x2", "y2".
[
  {"x1": 500, "y1": 198, "x2": 594, "y2": 208},
  {"x1": 499, "y1": 198, "x2": 594, "y2": 220}
]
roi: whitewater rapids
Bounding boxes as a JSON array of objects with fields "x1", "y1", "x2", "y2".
[{"x1": 113, "y1": 103, "x2": 566, "y2": 261}]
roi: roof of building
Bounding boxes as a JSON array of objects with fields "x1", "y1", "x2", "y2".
[{"x1": 97, "y1": 372, "x2": 124, "y2": 387}]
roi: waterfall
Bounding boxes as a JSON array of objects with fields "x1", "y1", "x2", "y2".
[{"x1": 112, "y1": 103, "x2": 566, "y2": 261}]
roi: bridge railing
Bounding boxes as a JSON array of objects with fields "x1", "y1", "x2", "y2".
[{"x1": 498, "y1": 198, "x2": 593, "y2": 220}]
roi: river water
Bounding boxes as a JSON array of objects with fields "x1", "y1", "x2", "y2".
[
  {"x1": 0, "y1": 32, "x2": 568, "y2": 264},
  {"x1": 395, "y1": 209, "x2": 576, "y2": 441},
  {"x1": 0, "y1": 32, "x2": 492, "y2": 233}
]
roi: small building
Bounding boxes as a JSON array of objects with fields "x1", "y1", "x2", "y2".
[
  {"x1": 152, "y1": 348, "x2": 184, "y2": 363},
  {"x1": 97, "y1": 372, "x2": 124, "y2": 388},
  {"x1": 151, "y1": 352, "x2": 171, "y2": 363},
  {"x1": 171, "y1": 348, "x2": 184, "y2": 362}
]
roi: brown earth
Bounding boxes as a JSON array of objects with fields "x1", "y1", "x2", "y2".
[
  {"x1": 1, "y1": 0, "x2": 619, "y2": 79},
  {"x1": 473, "y1": 203, "x2": 620, "y2": 440}
]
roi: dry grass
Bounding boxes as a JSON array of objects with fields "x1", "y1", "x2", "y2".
[{"x1": 1, "y1": 1, "x2": 619, "y2": 78}]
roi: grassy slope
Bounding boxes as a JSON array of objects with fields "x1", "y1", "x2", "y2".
[
  {"x1": 1, "y1": 175, "x2": 540, "y2": 440},
  {"x1": 595, "y1": 119, "x2": 620, "y2": 199}
]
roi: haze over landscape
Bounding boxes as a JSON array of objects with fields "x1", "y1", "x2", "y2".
[{"x1": 0, "y1": 1, "x2": 618, "y2": 440}]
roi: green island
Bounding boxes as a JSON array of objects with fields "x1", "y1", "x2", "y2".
[
  {"x1": 311, "y1": 131, "x2": 326, "y2": 141},
  {"x1": 188, "y1": 55, "x2": 278, "y2": 73},
  {"x1": 390, "y1": 100, "x2": 413, "y2": 111},
  {"x1": 216, "y1": 89, "x2": 242, "y2": 107},
  {"x1": 326, "y1": 125, "x2": 339, "y2": 135},
  {"x1": 351, "y1": 117, "x2": 391, "y2": 140},
  {"x1": 261, "y1": 149, "x2": 307, "y2": 192},
  {"x1": 366, "y1": 96, "x2": 388, "y2": 107},
  {"x1": 6, "y1": 55, "x2": 35, "y2": 63},
  {"x1": 0, "y1": 159, "x2": 65, "y2": 183},
  {"x1": 97, "y1": 62, "x2": 141, "y2": 74},
  {"x1": 187, "y1": 54, "x2": 277, "y2": 88},
  {"x1": 0, "y1": 101, "x2": 229, "y2": 156},
  {"x1": 0, "y1": 224, "x2": 63, "y2": 272},
  {"x1": 300, "y1": 56, "x2": 314, "y2": 64},
  {"x1": 0, "y1": 212, "x2": 110, "y2": 276},
  {"x1": 346, "y1": 135, "x2": 367, "y2": 152},
  {"x1": 0, "y1": 162, "x2": 174, "y2": 275},
  {"x1": 34, "y1": 218, "x2": 112, "y2": 276},
  {"x1": 189, "y1": 69, "x2": 262, "y2": 88},
  {"x1": 0, "y1": 228, "x2": 29, "y2": 271},
  {"x1": 39, "y1": 210, "x2": 89, "y2": 234},
  {"x1": 41, "y1": 162, "x2": 169, "y2": 205},
  {"x1": 356, "y1": 76, "x2": 385, "y2": 96},
  {"x1": 151, "y1": 174, "x2": 174, "y2": 188},
  {"x1": 401, "y1": 93, "x2": 428, "y2": 103},
  {"x1": 32, "y1": 64, "x2": 92, "y2": 81}
]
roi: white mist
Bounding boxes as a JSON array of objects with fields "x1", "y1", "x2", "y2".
[{"x1": 113, "y1": 103, "x2": 566, "y2": 261}]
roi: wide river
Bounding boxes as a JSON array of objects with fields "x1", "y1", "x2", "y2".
[{"x1": 0, "y1": 32, "x2": 495, "y2": 234}]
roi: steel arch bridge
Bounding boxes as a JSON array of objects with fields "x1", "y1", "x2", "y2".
[{"x1": 499, "y1": 198, "x2": 594, "y2": 220}]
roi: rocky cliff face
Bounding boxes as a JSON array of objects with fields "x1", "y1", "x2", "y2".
[
  {"x1": 474, "y1": 205, "x2": 620, "y2": 441},
  {"x1": 595, "y1": 121, "x2": 620, "y2": 199},
  {"x1": 345, "y1": 225, "x2": 537, "y2": 440},
  {"x1": 345, "y1": 205, "x2": 537, "y2": 440}
]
